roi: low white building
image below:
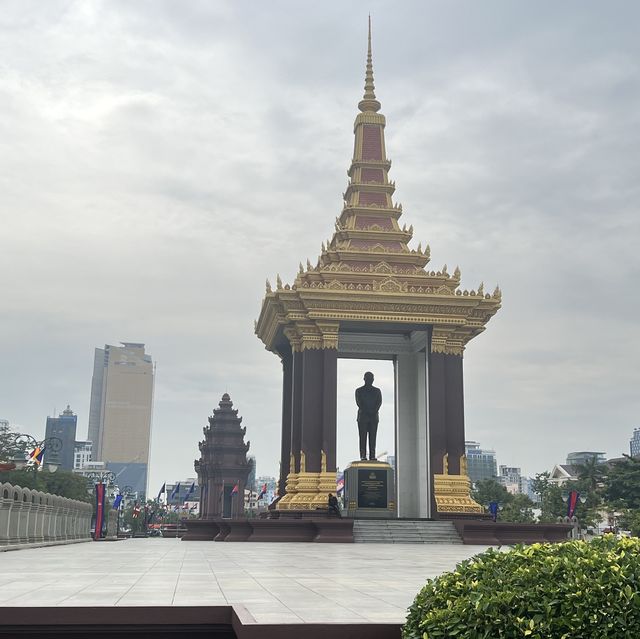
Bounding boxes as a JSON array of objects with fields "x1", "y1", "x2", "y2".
[
  {"x1": 549, "y1": 464, "x2": 579, "y2": 486},
  {"x1": 73, "y1": 440, "x2": 92, "y2": 470}
]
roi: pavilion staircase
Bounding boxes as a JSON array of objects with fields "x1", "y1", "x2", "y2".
[{"x1": 353, "y1": 520, "x2": 463, "y2": 544}]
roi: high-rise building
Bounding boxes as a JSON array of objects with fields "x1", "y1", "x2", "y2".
[
  {"x1": 498, "y1": 465, "x2": 522, "y2": 494},
  {"x1": 465, "y1": 441, "x2": 497, "y2": 484},
  {"x1": 566, "y1": 451, "x2": 606, "y2": 466},
  {"x1": 520, "y1": 476, "x2": 539, "y2": 503},
  {"x1": 44, "y1": 405, "x2": 77, "y2": 471},
  {"x1": 630, "y1": 429, "x2": 640, "y2": 458},
  {"x1": 87, "y1": 342, "x2": 154, "y2": 498}
]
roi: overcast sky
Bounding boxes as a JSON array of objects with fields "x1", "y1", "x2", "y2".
[{"x1": 1, "y1": 1, "x2": 639, "y2": 493}]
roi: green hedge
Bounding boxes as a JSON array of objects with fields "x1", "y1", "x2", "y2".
[{"x1": 404, "y1": 536, "x2": 640, "y2": 638}]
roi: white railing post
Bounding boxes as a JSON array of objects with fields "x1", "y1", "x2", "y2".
[{"x1": 0, "y1": 483, "x2": 12, "y2": 546}]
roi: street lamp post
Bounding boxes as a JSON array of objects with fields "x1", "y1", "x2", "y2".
[
  {"x1": 9, "y1": 433, "x2": 62, "y2": 474},
  {"x1": 561, "y1": 489, "x2": 587, "y2": 539},
  {"x1": 119, "y1": 485, "x2": 133, "y2": 537},
  {"x1": 85, "y1": 471, "x2": 116, "y2": 541}
]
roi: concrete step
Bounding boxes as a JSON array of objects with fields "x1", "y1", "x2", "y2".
[{"x1": 353, "y1": 520, "x2": 463, "y2": 544}]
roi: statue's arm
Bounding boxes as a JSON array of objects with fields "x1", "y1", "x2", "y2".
[
  {"x1": 375, "y1": 388, "x2": 382, "y2": 411},
  {"x1": 355, "y1": 388, "x2": 362, "y2": 409}
]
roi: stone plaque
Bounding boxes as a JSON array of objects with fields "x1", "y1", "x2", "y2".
[{"x1": 357, "y1": 468, "x2": 388, "y2": 509}]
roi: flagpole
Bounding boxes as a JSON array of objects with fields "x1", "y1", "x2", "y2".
[{"x1": 162, "y1": 478, "x2": 165, "y2": 536}]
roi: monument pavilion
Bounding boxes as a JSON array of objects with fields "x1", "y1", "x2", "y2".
[{"x1": 255, "y1": 22, "x2": 501, "y2": 519}]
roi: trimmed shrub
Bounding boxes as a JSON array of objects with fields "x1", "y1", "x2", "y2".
[{"x1": 404, "y1": 536, "x2": 640, "y2": 638}]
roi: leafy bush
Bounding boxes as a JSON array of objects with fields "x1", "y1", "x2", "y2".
[{"x1": 404, "y1": 536, "x2": 640, "y2": 638}]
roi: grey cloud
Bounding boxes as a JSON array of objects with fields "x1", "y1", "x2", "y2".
[{"x1": 1, "y1": 1, "x2": 638, "y2": 489}]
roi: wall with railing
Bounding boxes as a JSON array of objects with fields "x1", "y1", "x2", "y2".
[{"x1": 0, "y1": 482, "x2": 93, "y2": 550}]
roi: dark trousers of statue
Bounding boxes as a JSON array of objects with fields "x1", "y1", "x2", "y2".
[{"x1": 358, "y1": 415, "x2": 378, "y2": 461}]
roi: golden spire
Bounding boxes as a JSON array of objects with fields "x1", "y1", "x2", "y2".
[{"x1": 358, "y1": 15, "x2": 381, "y2": 113}]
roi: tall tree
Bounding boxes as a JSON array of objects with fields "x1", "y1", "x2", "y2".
[
  {"x1": 0, "y1": 423, "x2": 29, "y2": 463},
  {"x1": 532, "y1": 472, "x2": 567, "y2": 523},
  {"x1": 0, "y1": 468, "x2": 92, "y2": 503},
  {"x1": 604, "y1": 456, "x2": 640, "y2": 509},
  {"x1": 471, "y1": 479, "x2": 535, "y2": 523},
  {"x1": 500, "y1": 493, "x2": 535, "y2": 523},
  {"x1": 472, "y1": 479, "x2": 511, "y2": 508}
]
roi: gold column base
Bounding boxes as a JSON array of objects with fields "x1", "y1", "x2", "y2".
[
  {"x1": 276, "y1": 470, "x2": 338, "y2": 510},
  {"x1": 433, "y1": 473, "x2": 483, "y2": 514}
]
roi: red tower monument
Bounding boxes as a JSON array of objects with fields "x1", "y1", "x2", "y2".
[{"x1": 195, "y1": 393, "x2": 252, "y2": 519}]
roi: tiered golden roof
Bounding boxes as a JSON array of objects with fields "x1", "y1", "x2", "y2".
[{"x1": 256, "y1": 19, "x2": 501, "y2": 356}]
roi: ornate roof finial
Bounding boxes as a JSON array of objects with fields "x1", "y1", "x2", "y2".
[{"x1": 358, "y1": 15, "x2": 381, "y2": 113}]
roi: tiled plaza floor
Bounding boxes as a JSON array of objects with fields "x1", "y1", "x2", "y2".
[{"x1": 0, "y1": 538, "x2": 491, "y2": 624}]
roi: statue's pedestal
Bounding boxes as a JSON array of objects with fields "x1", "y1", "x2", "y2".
[{"x1": 344, "y1": 460, "x2": 396, "y2": 519}]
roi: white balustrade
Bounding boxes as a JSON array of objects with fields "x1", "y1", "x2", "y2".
[{"x1": 0, "y1": 482, "x2": 92, "y2": 550}]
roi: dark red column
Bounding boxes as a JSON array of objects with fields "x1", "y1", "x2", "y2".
[
  {"x1": 428, "y1": 351, "x2": 447, "y2": 475},
  {"x1": 301, "y1": 349, "x2": 324, "y2": 472},
  {"x1": 444, "y1": 354, "x2": 465, "y2": 475},
  {"x1": 428, "y1": 348, "x2": 448, "y2": 519},
  {"x1": 286, "y1": 347, "x2": 338, "y2": 475},
  {"x1": 321, "y1": 349, "x2": 338, "y2": 472},
  {"x1": 290, "y1": 350, "x2": 304, "y2": 473},
  {"x1": 278, "y1": 349, "x2": 293, "y2": 497}
]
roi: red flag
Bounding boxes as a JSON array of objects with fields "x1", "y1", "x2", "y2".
[
  {"x1": 258, "y1": 483, "x2": 267, "y2": 499},
  {"x1": 94, "y1": 482, "x2": 106, "y2": 540},
  {"x1": 567, "y1": 491, "x2": 580, "y2": 518},
  {"x1": 231, "y1": 483, "x2": 239, "y2": 495}
]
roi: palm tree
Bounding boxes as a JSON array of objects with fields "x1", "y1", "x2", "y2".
[{"x1": 577, "y1": 456, "x2": 605, "y2": 492}]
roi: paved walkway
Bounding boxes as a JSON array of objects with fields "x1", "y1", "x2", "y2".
[{"x1": 0, "y1": 539, "x2": 491, "y2": 624}]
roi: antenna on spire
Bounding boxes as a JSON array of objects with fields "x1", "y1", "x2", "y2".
[{"x1": 358, "y1": 15, "x2": 381, "y2": 113}]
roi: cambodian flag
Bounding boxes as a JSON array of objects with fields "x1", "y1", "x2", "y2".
[
  {"x1": 231, "y1": 483, "x2": 239, "y2": 495},
  {"x1": 258, "y1": 483, "x2": 267, "y2": 499},
  {"x1": 567, "y1": 491, "x2": 580, "y2": 518},
  {"x1": 94, "y1": 482, "x2": 106, "y2": 540}
]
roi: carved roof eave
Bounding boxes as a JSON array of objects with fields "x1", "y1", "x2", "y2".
[
  {"x1": 339, "y1": 211, "x2": 402, "y2": 226},
  {"x1": 344, "y1": 182, "x2": 395, "y2": 197},
  {"x1": 255, "y1": 286, "x2": 501, "y2": 353},
  {"x1": 255, "y1": 291, "x2": 294, "y2": 353},
  {"x1": 322, "y1": 248, "x2": 429, "y2": 266},
  {"x1": 299, "y1": 273, "x2": 453, "y2": 289},
  {"x1": 333, "y1": 229, "x2": 411, "y2": 243},
  {"x1": 347, "y1": 159, "x2": 391, "y2": 177}
]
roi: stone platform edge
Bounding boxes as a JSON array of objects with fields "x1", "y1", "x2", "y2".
[
  {"x1": 0, "y1": 537, "x2": 92, "y2": 553},
  {"x1": 0, "y1": 606, "x2": 401, "y2": 639},
  {"x1": 182, "y1": 517, "x2": 354, "y2": 542},
  {"x1": 451, "y1": 520, "x2": 573, "y2": 545},
  {"x1": 183, "y1": 517, "x2": 574, "y2": 545}
]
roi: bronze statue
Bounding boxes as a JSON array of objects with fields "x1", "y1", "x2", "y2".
[{"x1": 355, "y1": 371, "x2": 382, "y2": 460}]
